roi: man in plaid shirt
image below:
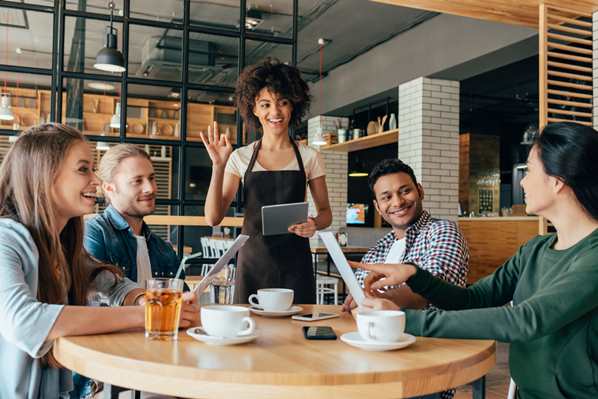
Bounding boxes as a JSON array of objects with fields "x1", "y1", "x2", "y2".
[{"x1": 344, "y1": 158, "x2": 469, "y2": 399}]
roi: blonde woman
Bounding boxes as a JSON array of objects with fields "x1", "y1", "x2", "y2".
[{"x1": 0, "y1": 124, "x2": 199, "y2": 398}]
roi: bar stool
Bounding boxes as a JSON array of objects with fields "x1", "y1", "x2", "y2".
[{"x1": 316, "y1": 275, "x2": 339, "y2": 305}]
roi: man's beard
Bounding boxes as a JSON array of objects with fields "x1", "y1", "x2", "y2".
[{"x1": 124, "y1": 203, "x2": 155, "y2": 219}]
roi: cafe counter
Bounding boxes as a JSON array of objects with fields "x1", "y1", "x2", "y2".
[{"x1": 457, "y1": 216, "x2": 539, "y2": 283}]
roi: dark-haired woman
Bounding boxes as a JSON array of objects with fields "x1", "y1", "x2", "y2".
[
  {"x1": 201, "y1": 59, "x2": 332, "y2": 304},
  {"x1": 351, "y1": 122, "x2": 598, "y2": 398}
]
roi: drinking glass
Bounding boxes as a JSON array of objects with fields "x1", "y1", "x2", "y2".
[
  {"x1": 209, "y1": 264, "x2": 235, "y2": 304},
  {"x1": 144, "y1": 278, "x2": 184, "y2": 340}
]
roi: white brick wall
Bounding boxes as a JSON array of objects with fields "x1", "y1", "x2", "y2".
[
  {"x1": 306, "y1": 115, "x2": 349, "y2": 245},
  {"x1": 307, "y1": 115, "x2": 349, "y2": 146},
  {"x1": 594, "y1": 11, "x2": 598, "y2": 129},
  {"x1": 398, "y1": 77, "x2": 460, "y2": 220}
]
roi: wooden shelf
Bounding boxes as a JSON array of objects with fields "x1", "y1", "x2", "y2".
[
  {"x1": 149, "y1": 117, "x2": 179, "y2": 122},
  {"x1": 321, "y1": 129, "x2": 399, "y2": 152}
]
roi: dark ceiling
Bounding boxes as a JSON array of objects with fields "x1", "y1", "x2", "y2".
[{"x1": 460, "y1": 55, "x2": 539, "y2": 133}]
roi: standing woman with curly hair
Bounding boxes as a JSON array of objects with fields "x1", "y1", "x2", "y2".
[{"x1": 201, "y1": 59, "x2": 332, "y2": 304}]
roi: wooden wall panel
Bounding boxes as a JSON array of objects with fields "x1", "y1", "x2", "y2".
[{"x1": 458, "y1": 218, "x2": 539, "y2": 283}]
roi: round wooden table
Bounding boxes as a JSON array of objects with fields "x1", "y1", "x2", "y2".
[{"x1": 54, "y1": 305, "x2": 495, "y2": 399}]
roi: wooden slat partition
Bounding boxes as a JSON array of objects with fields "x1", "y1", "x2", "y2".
[
  {"x1": 546, "y1": 13, "x2": 593, "y2": 28},
  {"x1": 546, "y1": 32, "x2": 592, "y2": 46},
  {"x1": 547, "y1": 117, "x2": 593, "y2": 126},
  {"x1": 547, "y1": 98, "x2": 592, "y2": 108},
  {"x1": 547, "y1": 23, "x2": 592, "y2": 36},
  {"x1": 547, "y1": 50, "x2": 594, "y2": 63},
  {"x1": 547, "y1": 70, "x2": 592, "y2": 82},
  {"x1": 546, "y1": 61, "x2": 592, "y2": 73},
  {"x1": 539, "y1": 3, "x2": 593, "y2": 234},
  {"x1": 547, "y1": 89, "x2": 593, "y2": 99},
  {"x1": 546, "y1": 42, "x2": 592, "y2": 55},
  {"x1": 546, "y1": 79, "x2": 593, "y2": 91}
]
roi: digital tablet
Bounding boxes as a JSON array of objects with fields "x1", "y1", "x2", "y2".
[
  {"x1": 261, "y1": 202, "x2": 308, "y2": 236},
  {"x1": 193, "y1": 234, "x2": 249, "y2": 296},
  {"x1": 318, "y1": 231, "x2": 366, "y2": 306}
]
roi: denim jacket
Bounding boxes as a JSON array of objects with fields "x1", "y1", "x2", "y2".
[{"x1": 84, "y1": 205, "x2": 181, "y2": 281}]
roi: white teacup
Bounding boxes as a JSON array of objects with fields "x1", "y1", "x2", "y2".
[
  {"x1": 248, "y1": 288, "x2": 294, "y2": 312},
  {"x1": 200, "y1": 305, "x2": 256, "y2": 338},
  {"x1": 356, "y1": 310, "x2": 405, "y2": 343}
]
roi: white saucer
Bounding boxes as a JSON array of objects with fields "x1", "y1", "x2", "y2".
[
  {"x1": 340, "y1": 332, "x2": 416, "y2": 352},
  {"x1": 249, "y1": 305, "x2": 303, "y2": 317},
  {"x1": 186, "y1": 327, "x2": 258, "y2": 346}
]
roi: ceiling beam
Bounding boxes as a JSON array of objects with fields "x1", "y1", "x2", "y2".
[{"x1": 371, "y1": 1, "x2": 596, "y2": 28}]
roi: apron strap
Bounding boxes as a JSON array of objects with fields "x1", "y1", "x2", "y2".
[
  {"x1": 244, "y1": 140, "x2": 262, "y2": 180},
  {"x1": 244, "y1": 138, "x2": 306, "y2": 179},
  {"x1": 290, "y1": 139, "x2": 306, "y2": 176}
]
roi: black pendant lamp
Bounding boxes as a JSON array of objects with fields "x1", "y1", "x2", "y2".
[{"x1": 94, "y1": 1, "x2": 125, "y2": 73}]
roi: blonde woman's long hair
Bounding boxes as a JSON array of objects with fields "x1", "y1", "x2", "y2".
[{"x1": 0, "y1": 124, "x2": 118, "y2": 366}]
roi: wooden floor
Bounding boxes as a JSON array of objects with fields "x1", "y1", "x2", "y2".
[{"x1": 455, "y1": 342, "x2": 511, "y2": 399}]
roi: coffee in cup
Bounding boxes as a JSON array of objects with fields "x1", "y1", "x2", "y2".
[
  {"x1": 356, "y1": 310, "x2": 405, "y2": 342},
  {"x1": 200, "y1": 305, "x2": 256, "y2": 338},
  {"x1": 248, "y1": 288, "x2": 294, "y2": 311}
]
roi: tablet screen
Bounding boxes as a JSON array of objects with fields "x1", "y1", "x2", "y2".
[{"x1": 261, "y1": 202, "x2": 308, "y2": 236}]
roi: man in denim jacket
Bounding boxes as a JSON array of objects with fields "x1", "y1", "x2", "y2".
[
  {"x1": 77, "y1": 144, "x2": 180, "y2": 398},
  {"x1": 84, "y1": 144, "x2": 180, "y2": 283}
]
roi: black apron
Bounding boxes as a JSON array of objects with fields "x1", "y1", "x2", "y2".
[{"x1": 234, "y1": 139, "x2": 316, "y2": 304}]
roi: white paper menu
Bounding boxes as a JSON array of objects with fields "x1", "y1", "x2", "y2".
[
  {"x1": 318, "y1": 231, "x2": 366, "y2": 306},
  {"x1": 193, "y1": 234, "x2": 250, "y2": 296}
]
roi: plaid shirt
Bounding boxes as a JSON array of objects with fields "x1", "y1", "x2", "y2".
[
  {"x1": 356, "y1": 210, "x2": 469, "y2": 288},
  {"x1": 355, "y1": 210, "x2": 469, "y2": 399}
]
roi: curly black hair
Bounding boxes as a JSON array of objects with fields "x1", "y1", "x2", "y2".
[
  {"x1": 235, "y1": 58, "x2": 311, "y2": 131},
  {"x1": 368, "y1": 158, "x2": 419, "y2": 194}
]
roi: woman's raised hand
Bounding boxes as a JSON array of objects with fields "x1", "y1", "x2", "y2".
[{"x1": 200, "y1": 121, "x2": 232, "y2": 167}]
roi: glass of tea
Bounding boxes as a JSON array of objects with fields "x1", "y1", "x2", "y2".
[{"x1": 144, "y1": 278, "x2": 184, "y2": 340}]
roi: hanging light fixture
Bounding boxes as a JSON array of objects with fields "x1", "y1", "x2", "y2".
[
  {"x1": 348, "y1": 158, "x2": 368, "y2": 177},
  {"x1": 348, "y1": 171, "x2": 368, "y2": 178},
  {"x1": 94, "y1": 1, "x2": 125, "y2": 73},
  {"x1": 310, "y1": 38, "x2": 331, "y2": 147},
  {"x1": 110, "y1": 101, "x2": 121, "y2": 129}
]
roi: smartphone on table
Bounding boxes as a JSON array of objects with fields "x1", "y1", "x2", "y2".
[
  {"x1": 302, "y1": 326, "x2": 337, "y2": 340},
  {"x1": 292, "y1": 312, "x2": 339, "y2": 322}
]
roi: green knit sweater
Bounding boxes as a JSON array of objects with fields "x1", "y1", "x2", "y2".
[{"x1": 404, "y1": 229, "x2": 598, "y2": 399}]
